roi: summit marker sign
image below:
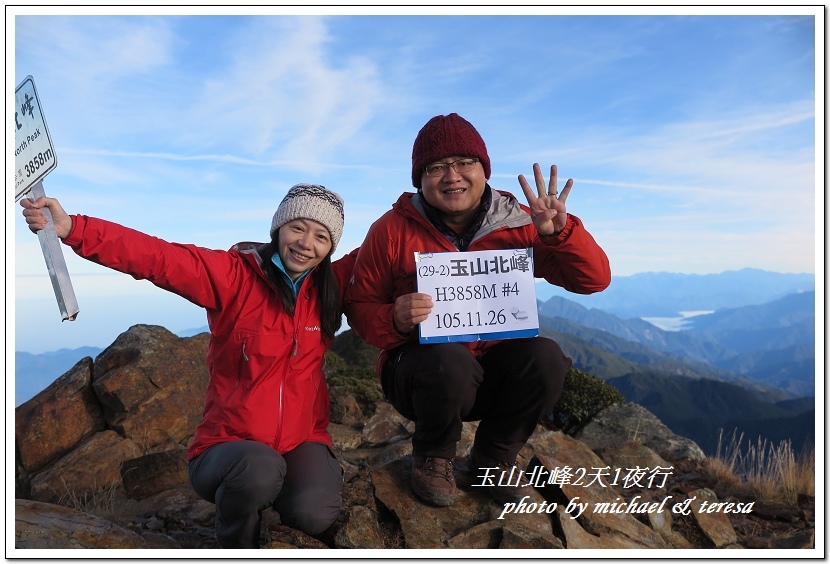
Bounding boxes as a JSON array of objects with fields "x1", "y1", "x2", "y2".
[
  {"x1": 13, "y1": 75, "x2": 78, "y2": 321},
  {"x1": 15, "y1": 76, "x2": 58, "y2": 200}
]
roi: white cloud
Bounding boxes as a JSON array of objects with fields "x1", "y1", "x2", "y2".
[
  {"x1": 177, "y1": 17, "x2": 384, "y2": 168},
  {"x1": 16, "y1": 16, "x2": 174, "y2": 80}
]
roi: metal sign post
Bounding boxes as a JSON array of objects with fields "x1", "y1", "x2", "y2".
[
  {"x1": 27, "y1": 181, "x2": 79, "y2": 321},
  {"x1": 15, "y1": 75, "x2": 79, "y2": 321}
]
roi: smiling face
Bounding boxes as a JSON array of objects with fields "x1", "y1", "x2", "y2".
[
  {"x1": 277, "y1": 218, "x2": 332, "y2": 280},
  {"x1": 419, "y1": 155, "x2": 487, "y2": 230}
]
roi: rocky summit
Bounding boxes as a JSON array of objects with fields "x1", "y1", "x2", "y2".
[{"x1": 14, "y1": 324, "x2": 815, "y2": 553}]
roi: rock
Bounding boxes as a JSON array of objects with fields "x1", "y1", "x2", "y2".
[
  {"x1": 361, "y1": 401, "x2": 415, "y2": 447},
  {"x1": 500, "y1": 524, "x2": 564, "y2": 549},
  {"x1": 751, "y1": 499, "x2": 804, "y2": 523},
  {"x1": 447, "y1": 521, "x2": 502, "y2": 549},
  {"x1": 646, "y1": 505, "x2": 672, "y2": 537},
  {"x1": 529, "y1": 429, "x2": 608, "y2": 471},
  {"x1": 553, "y1": 506, "x2": 645, "y2": 549},
  {"x1": 334, "y1": 506, "x2": 385, "y2": 549},
  {"x1": 135, "y1": 530, "x2": 181, "y2": 548},
  {"x1": 329, "y1": 423, "x2": 363, "y2": 452},
  {"x1": 30, "y1": 430, "x2": 143, "y2": 504},
  {"x1": 456, "y1": 420, "x2": 479, "y2": 459},
  {"x1": 371, "y1": 456, "x2": 492, "y2": 548},
  {"x1": 455, "y1": 456, "x2": 553, "y2": 538},
  {"x1": 647, "y1": 507, "x2": 693, "y2": 548},
  {"x1": 491, "y1": 490, "x2": 553, "y2": 535},
  {"x1": 15, "y1": 499, "x2": 146, "y2": 549},
  {"x1": 118, "y1": 380, "x2": 204, "y2": 451},
  {"x1": 15, "y1": 357, "x2": 105, "y2": 473},
  {"x1": 261, "y1": 541, "x2": 298, "y2": 549},
  {"x1": 263, "y1": 525, "x2": 329, "y2": 549},
  {"x1": 771, "y1": 529, "x2": 815, "y2": 549},
  {"x1": 798, "y1": 494, "x2": 815, "y2": 524},
  {"x1": 598, "y1": 441, "x2": 671, "y2": 481},
  {"x1": 17, "y1": 324, "x2": 210, "y2": 507},
  {"x1": 687, "y1": 488, "x2": 738, "y2": 548},
  {"x1": 533, "y1": 452, "x2": 672, "y2": 549},
  {"x1": 111, "y1": 485, "x2": 218, "y2": 549},
  {"x1": 91, "y1": 325, "x2": 210, "y2": 451},
  {"x1": 329, "y1": 386, "x2": 364, "y2": 426},
  {"x1": 120, "y1": 449, "x2": 189, "y2": 500},
  {"x1": 744, "y1": 535, "x2": 772, "y2": 548},
  {"x1": 575, "y1": 402, "x2": 707, "y2": 463},
  {"x1": 339, "y1": 459, "x2": 361, "y2": 483},
  {"x1": 340, "y1": 440, "x2": 413, "y2": 471}
]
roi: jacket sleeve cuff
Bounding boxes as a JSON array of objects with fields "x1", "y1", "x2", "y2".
[
  {"x1": 62, "y1": 214, "x2": 87, "y2": 247},
  {"x1": 538, "y1": 214, "x2": 575, "y2": 246}
]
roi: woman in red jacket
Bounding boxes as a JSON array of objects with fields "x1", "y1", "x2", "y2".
[{"x1": 21, "y1": 184, "x2": 355, "y2": 548}]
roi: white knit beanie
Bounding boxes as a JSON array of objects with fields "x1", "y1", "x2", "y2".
[{"x1": 270, "y1": 184, "x2": 345, "y2": 253}]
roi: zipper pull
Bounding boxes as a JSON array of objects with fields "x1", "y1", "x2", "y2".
[
  {"x1": 292, "y1": 336, "x2": 298, "y2": 356},
  {"x1": 242, "y1": 341, "x2": 249, "y2": 361}
]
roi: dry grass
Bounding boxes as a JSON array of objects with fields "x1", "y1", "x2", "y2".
[
  {"x1": 57, "y1": 476, "x2": 129, "y2": 523},
  {"x1": 702, "y1": 429, "x2": 815, "y2": 504}
]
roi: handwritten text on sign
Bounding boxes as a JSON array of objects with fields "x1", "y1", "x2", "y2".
[{"x1": 415, "y1": 248, "x2": 539, "y2": 343}]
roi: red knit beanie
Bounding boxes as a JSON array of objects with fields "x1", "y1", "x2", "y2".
[{"x1": 411, "y1": 113, "x2": 491, "y2": 188}]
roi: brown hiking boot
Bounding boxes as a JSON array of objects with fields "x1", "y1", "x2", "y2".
[
  {"x1": 411, "y1": 455, "x2": 456, "y2": 507},
  {"x1": 466, "y1": 451, "x2": 532, "y2": 504}
]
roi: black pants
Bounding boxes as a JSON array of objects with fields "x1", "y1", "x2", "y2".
[
  {"x1": 381, "y1": 337, "x2": 570, "y2": 463},
  {"x1": 188, "y1": 440, "x2": 342, "y2": 549}
]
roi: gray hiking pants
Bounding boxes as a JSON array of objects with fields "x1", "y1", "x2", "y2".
[{"x1": 188, "y1": 439, "x2": 342, "y2": 548}]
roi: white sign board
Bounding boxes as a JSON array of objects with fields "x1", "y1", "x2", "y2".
[
  {"x1": 15, "y1": 76, "x2": 58, "y2": 200},
  {"x1": 415, "y1": 248, "x2": 540, "y2": 344}
]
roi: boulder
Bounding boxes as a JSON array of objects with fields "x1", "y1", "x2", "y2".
[
  {"x1": 575, "y1": 402, "x2": 706, "y2": 463},
  {"x1": 15, "y1": 499, "x2": 146, "y2": 549},
  {"x1": 120, "y1": 448, "x2": 189, "y2": 500},
  {"x1": 29, "y1": 430, "x2": 143, "y2": 504},
  {"x1": 15, "y1": 357, "x2": 105, "y2": 473},
  {"x1": 17, "y1": 324, "x2": 210, "y2": 507},
  {"x1": 91, "y1": 325, "x2": 210, "y2": 451}
]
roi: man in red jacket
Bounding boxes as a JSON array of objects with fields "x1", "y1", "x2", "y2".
[{"x1": 344, "y1": 113, "x2": 611, "y2": 507}]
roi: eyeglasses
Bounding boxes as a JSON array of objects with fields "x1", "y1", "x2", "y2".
[{"x1": 424, "y1": 158, "x2": 480, "y2": 177}]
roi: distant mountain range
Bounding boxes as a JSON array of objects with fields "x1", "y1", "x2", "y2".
[
  {"x1": 606, "y1": 372, "x2": 814, "y2": 456},
  {"x1": 15, "y1": 269, "x2": 817, "y2": 456},
  {"x1": 533, "y1": 283, "x2": 815, "y2": 455},
  {"x1": 538, "y1": 290, "x2": 815, "y2": 398},
  {"x1": 535, "y1": 267, "x2": 815, "y2": 318}
]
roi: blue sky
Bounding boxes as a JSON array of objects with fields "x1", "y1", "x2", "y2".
[{"x1": 9, "y1": 8, "x2": 821, "y2": 353}]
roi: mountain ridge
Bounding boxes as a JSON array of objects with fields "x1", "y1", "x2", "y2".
[
  {"x1": 536, "y1": 290, "x2": 815, "y2": 399},
  {"x1": 535, "y1": 268, "x2": 815, "y2": 317}
]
